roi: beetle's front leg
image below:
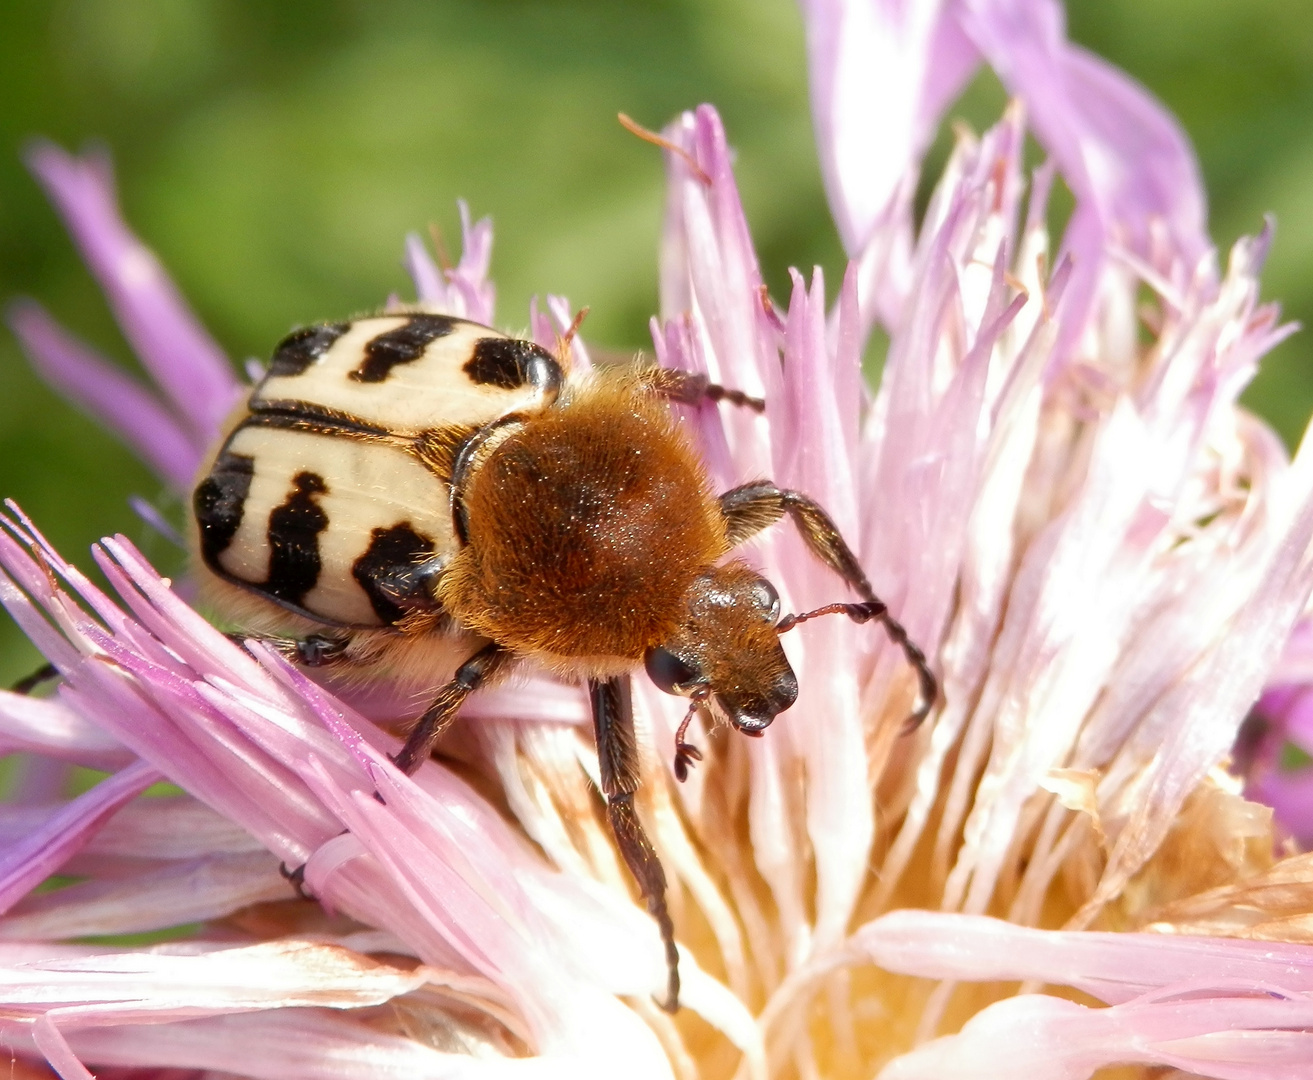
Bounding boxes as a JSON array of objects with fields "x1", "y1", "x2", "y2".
[{"x1": 720, "y1": 480, "x2": 939, "y2": 726}]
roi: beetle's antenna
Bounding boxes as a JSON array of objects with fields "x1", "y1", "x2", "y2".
[
  {"x1": 672, "y1": 687, "x2": 710, "y2": 782},
  {"x1": 778, "y1": 600, "x2": 938, "y2": 730}
]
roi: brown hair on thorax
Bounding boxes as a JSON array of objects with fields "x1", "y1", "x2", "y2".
[{"x1": 437, "y1": 370, "x2": 729, "y2": 665}]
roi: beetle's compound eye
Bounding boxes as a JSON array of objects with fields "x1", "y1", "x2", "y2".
[
  {"x1": 645, "y1": 646, "x2": 702, "y2": 695},
  {"x1": 750, "y1": 577, "x2": 781, "y2": 624}
]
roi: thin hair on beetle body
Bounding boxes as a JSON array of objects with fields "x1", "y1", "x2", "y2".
[{"x1": 184, "y1": 308, "x2": 938, "y2": 1011}]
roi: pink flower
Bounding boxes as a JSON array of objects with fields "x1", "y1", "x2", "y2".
[{"x1": 6, "y1": 2, "x2": 1313, "y2": 1079}]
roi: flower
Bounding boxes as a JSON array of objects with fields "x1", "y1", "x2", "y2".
[{"x1": 6, "y1": 2, "x2": 1313, "y2": 1079}]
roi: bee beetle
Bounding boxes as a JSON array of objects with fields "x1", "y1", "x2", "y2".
[{"x1": 191, "y1": 310, "x2": 937, "y2": 1011}]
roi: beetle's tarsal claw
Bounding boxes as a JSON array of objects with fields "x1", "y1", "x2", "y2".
[
  {"x1": 673, "y1": 740, "x2": 702, "y2": 782},
  {"x1": 279, "y1": 860, "x2": 314, "y2": 900}
]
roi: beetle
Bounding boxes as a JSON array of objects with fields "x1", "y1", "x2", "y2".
[{"x1": 191, "y1": 309, "x2": 937, "y2": 1010}]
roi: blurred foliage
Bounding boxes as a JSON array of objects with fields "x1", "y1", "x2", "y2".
[{"x1": 1, "y1": 0, "x2": 1312, "y2": 682}]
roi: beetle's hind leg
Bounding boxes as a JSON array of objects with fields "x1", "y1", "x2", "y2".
[
  {"x1": 10, "y1": 662, "x2": 58, "y2": 695},
  {"x1": 590, "y1": 675, "x2": 680, "y2": 1012},
  {"x1": 720, "y1": 480, "x2": 939, "y2": 726}
]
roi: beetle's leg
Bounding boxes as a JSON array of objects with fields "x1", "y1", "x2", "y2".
[
  {"x1": 589, "y1": 675, "x2": 680, "y2": 1012},
  {"x1": 721, "y1": 481, "x2": 871, "y2": 585},
  {"x1": 223, "y1": 632, "x2": 351, "y2": 668},
  {"x1": 672, "y1": 691, "x2": 709, "y2": 782},
  {"x1": 720, "y1": 480, "x2": 938, "y2": 725},
  {"x1": 642, "y1": 367, "x2": 765, "y2": 413},
  {"x1": 10, "y1": 662, "x2": 58, "y2": 695},
  {"x1": 279, "y1": 860, "x2": 315, "y2": 900},
  {"x1": 391, "y1": 641, "x2": 509, "y2": 775},
  {"x1": 777, "y1": 600, "x2": 937, "y2": 729}
]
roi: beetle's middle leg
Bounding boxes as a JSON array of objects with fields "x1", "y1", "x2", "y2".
[
  {"x1": 643, "y1": 367, "x2": 765, "y2": 413},
  {"x1": 391, "y1": 641, "x2": 509, "y2": 775}
]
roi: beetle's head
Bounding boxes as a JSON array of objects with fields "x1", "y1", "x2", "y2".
[{"x1": 645, "y1": 562, "x2": 798, "y2": 735}]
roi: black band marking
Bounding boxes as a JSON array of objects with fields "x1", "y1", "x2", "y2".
[
  {"x1": 194, "y1": 450, "x2": 255, "y2": 570},
  {"x1": 269, "y1": 323, "x2": 350, "y2": 377},
  {"x1": 352, "y1": 523, "x2": 441, "y2": 624},
  {"x1": 265, "y1": 471, "x2": 329, "y2": 606},
  {"x1": 464, "y1": 337, "x2": 561, "y2": 391},
  {"x1": 240, "y1": 405, "x2": 396, "y2": 441},
  {"x1": 351, "y1": 314, "x2": 456, "y2": 383}
]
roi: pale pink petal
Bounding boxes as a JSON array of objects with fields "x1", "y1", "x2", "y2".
[
  {"x1": 0, "y1": 691, "x2": 128, "y2": 768},
  {"x1": 402, "y1": 201, "x2": 496, "y2": 325},
  {"x1": 659, "y1": 106, "x2": 780, "y2": 424},
  {"x1": 878, "y1": 990, "x2": 1313, "y2": 1080},
  {"x1": 0, "y1": 796, "x2": 259, "y2": 872},
  {"x1": 1264, "y1": 616, "x2": 1313, "y2": 688},
  {"x1": 798, "y1": 0, "x2": 1210, "y2": 352},
  {"x1": 0, "y1": 761, "x2": 159, "y2": 915},
  {"x1": 0, "y1": 938, "x2": 430, "y2": 1011},
  {"x1": 853, "y1": 913, "x2": 1313, "y2": 1078},
  {"x1": 56, "y1": 1010, "x2": 579, "y2": 1080},
  {"x1": 798, "y1": 0, "x2": 979, "y2": 254},
  {"x1": 6, "y1": 300, "x2": 202, "y2": 490},
  {"x1": 24, "y1": 142, "x2": 241, "y2": 448},
  {"x1": 959, "y1": 0, "x2": 1208, "y2": 270},
  {"x1": 852, "y1": 910, "x2": 1313, "y2": 1003},
  {"x1": 0, "y1": 852, "x2": 286, "y2": 940},
  {"x1": 404, "y1": 233, "x2": 445, "y2": 304},
  {"x1": 453, "y1": 200, "x2": 497, "y2": 326}
]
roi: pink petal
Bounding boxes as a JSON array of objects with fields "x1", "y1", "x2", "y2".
[
  {"x1": 0, "y1": 691, "x2": 129, "y2": 768},
  {"x1": 879, "y1": 990, "x2": 1313, "y2": 1080},
  {"x1": 798, "y1": 0, "x2": 980, "y2": 254},
  {"x1": 0, "y1": 852, "x2": 287, "y2": 941},
  {"x1": 0, "y1": 761, "x2": 159, "y2": 916},
  {"x1": 54, "y1": 1010, "x2": 557, "y2": 1080},
  {"x1": 25, "y1": 142, "x2": 241, "y2": 449},
  {"x1": 1247, "y1": 765, "x2": 1313, "y2": 846},
  {"x1": 403, "y1": 233, "x2": 445, "y2": 304},
  {"x1": 6, "y1": 300, "x2": 203, "y2": 491},
  {"x1": 854, "y1": 910, "x2": 1313, "y2": 1004},
  {"x1": 402, "y1": 200, "x2": 496, "y2": 325},
  {"x1": 959, "y1": 0, "x2": 1208, "y2": 269}
]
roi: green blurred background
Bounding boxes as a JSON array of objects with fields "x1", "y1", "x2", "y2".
[{"x1": 1, "y1": 0, "x2": 1311, "y2": 683}]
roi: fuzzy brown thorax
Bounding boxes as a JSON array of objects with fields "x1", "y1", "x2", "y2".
[{"x1": 437, "y1": 373, "x2": 729, "y2": 663}]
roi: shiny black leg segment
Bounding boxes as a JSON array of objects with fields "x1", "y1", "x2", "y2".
[
  {"x1": 391, "y1": 642, "x2": 508, "y2": 775},
  {"x1": 720, "y1": 480, "x2": 939, "y2": 726},
  {"x1": 11, "y1": 662, "x2": 58, "y2": 695},
  {"x1": 223, "y1": 631, "x2": 349, "y2": 668},
  {"x1": 644, "y1": 367, "x2": 766, "y2": 413},
  {"x1": 589, "y1": 675, "x2": 680, "y2": 1012},
  {"x1": 279, "y1": 860, "x2": 314, "y2": 900},
  {"x1": 295, "y1": 634, "x2": 350, "y2": 666}
]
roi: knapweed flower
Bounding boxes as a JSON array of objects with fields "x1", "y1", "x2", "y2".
[{"x1": 6, "y1": 1, "x2": 1313, "y2": 1079}]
